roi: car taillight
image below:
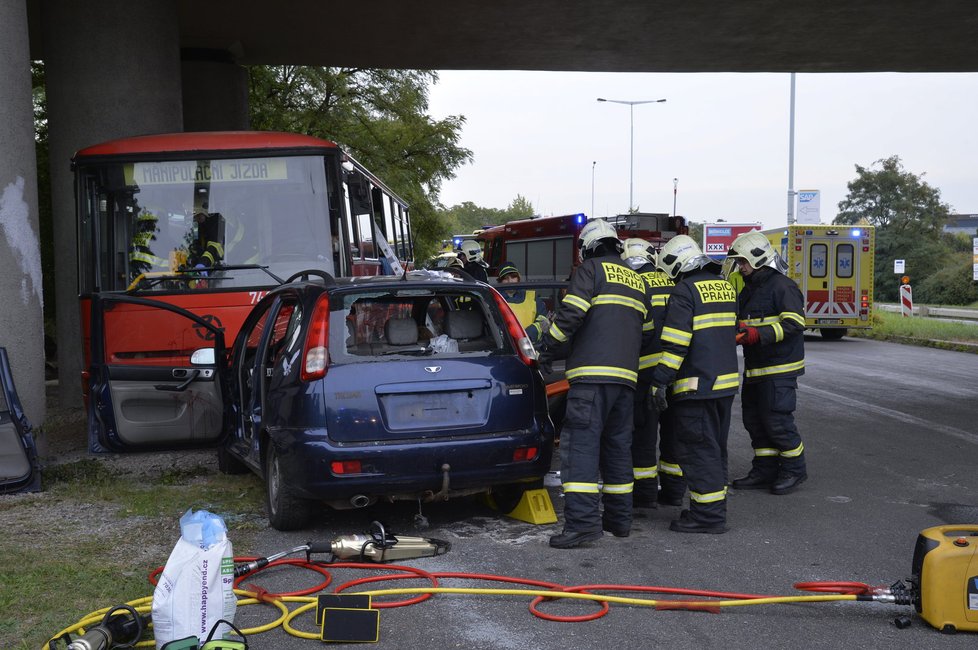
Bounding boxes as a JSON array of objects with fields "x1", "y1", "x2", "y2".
[
  {"x1": 490, "y1": 288, "x2": 537, "y2": 366},
  {"x1": 513, "y1": 446, "x2": 539, "y2": 462},
  {"x1": 301, "y1": 293, "x2": 330, "y2": 381},
  {"x1": 331, "y1": 460, "x2": 362, "y2": 474}
]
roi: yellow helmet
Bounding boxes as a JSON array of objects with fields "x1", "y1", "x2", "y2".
[
  {"x1": 657, "y1": 235, "x2": 710, "y2": 279},
  {"x1": 727, "y1": 230, "x2": 775, "y2": 269},
  {"x1": 621, "y1": 238, "x2": 657, "y2": 265}
]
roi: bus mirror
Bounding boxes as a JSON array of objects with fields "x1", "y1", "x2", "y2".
[{"x1": 190, "y1": 348, "x2": 215, "y2": 366}]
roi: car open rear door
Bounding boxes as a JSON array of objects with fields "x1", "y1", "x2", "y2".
[
  {"x1": 87, "y1": 293, "x2": 230, "y2": 452},
  {"x1": 0, "y1": 347, "x2": 41, "y2": 493}
]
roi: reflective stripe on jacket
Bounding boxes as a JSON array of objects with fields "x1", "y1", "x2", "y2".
[
  {"x1": 739, "y1": 266, "x2": 806, "y2": 382},
  {"x1": 545, "y1": 255, "x2": 653, "y2": 388},
  {"x1": 637, "y1": 265, "x2": 675, "y2": 381},
  {"x1": 650, "y1": 268, "x2": 739, "y2": 401}
]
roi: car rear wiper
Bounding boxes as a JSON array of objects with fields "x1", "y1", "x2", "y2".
[{"x1": 379, "y1": 347, "x2": 433, "y2": 356}]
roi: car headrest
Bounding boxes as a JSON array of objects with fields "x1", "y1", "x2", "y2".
[
  {"x1": 385, "y1": 317, "x2": 418, "y2": 346},
  {"x1": 444, "y1": 309, "x2": 483, "y2": 340}
]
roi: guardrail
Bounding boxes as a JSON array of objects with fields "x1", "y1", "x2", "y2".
[{"x1": 878, "y1": 303, "x2": 978, "y2": 321}]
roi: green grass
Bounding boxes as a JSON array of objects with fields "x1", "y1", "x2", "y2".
[
  {"x1": 0, "y1": 458, "x2": 266, "y2": 649},
  {"x1": 848, "y1": 310, "x2": 978, "y2": 351}
]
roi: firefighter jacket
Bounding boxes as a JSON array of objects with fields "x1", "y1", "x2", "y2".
[
  {"x1": 636, "y1": 263, "x2": 675, "y2": 382},
  {"x1": 544, "y1": 254, "x2": 653, "y2": 388},
  {"x1": 650, "y1": 267, "x2": 739, "y2": 401},
  {"x1": 738, "y1": 266, "x2": 806, "y2": 383}
]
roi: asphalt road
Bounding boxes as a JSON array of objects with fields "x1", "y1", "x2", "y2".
[{"x1": 235, "y1": 336, "x2": 978, "y2": 649}]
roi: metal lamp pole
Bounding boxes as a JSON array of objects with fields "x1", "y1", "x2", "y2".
[
  {"x1": 591, "y1": 161, "x2": 597, "y2": 217},
  {"x1": 673, "y1": 177, "x2": 678, "y2": 217},
  {"x1": 597, "y1": 97, "x2": 666, "y2": 212}
]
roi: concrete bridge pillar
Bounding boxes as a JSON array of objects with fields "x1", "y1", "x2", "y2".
[
  {"x1": 0, "y1": 0, "x2": 45, "y2": 425},
  {"x1": 43, "y1": 0, "x2": 183, "y2": 407}
]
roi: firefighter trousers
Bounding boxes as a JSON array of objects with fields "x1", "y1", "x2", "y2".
[
  {"x1": 671, "y1": 396, "x2": 733, "y2": 526},
  {"x1": 560, "y1": 383, "x2": 634, "y2": 533},
  {"x1": 632, "y1": 381, "x2": 685, "y2": 502},
  {"x1": 741, "y1": 377, "x2": 806, "y2": 478}
]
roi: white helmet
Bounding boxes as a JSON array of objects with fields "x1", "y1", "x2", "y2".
[
  {"x1": 460, "y1": 240, "x2": 483, "y2": 263},
  {"x1": 726, "y1": 230, "x2": 775, "y2": 269},
  {"x1": 657, "y1": 235, "x2": 711, "y2": 279},
  {"x1": 579, "y1": 219, "x2": 622, "y2": 257},
  {"x1": 621, "y1": 238, "x2": 657, "y2": 265}
]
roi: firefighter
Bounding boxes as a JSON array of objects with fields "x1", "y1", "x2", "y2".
[
  {"x1": 620, "y1": 238, "x2": 686, "y2": 509},
  {"x1": 649, "y1": 235, "x2": 739, "y2": 534},
  {"x1": 538, "y1": 220, "x2": 653, "y2": 548},
  {"x1": 459, "y1": 240, "x2": 489, "y2": 282},
  {"x1": 188, "y1": 211, "x2": 226, "y2": 269},
  {"x1": 497, "y1": 261, "x2": 550, "y2": 343},
  {"x1": 129, "y1": 208, "x2": 170, "y2": 283},
  {"x1": 726, "y1": 230, "x2": 808, "y2": 495}
]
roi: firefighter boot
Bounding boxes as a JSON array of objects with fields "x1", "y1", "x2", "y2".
[
  {"x1": 668, "y1": 509, "x2": 728, "y2": 535},
  {"x1": 633, "y1": 479, "x2": 658, "y2": 509},
  {"x1": 732, "y1": 459, "x2": 778, "y2": 490},
  {"x1": 549, "y1": 529, "x2": 603, "y2": 549}
]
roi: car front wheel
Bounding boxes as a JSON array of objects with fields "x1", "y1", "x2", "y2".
[{"x1": 265, "y1": 445, "x2": 316, "y2": 531}]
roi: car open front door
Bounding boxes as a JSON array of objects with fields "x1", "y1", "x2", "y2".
[
  {"x1": 0, "y1": 347, "x2": 41, "y2": 493},
  {"x1": 87, "y1": 293, "x2": 230, "y2": 452}
]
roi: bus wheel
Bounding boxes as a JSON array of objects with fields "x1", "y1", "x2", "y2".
[
  {"x1": 820, "y1": 328, "x2": 846, "y2": 340},
  {"x1": 265, "y1": 445, "x2": 316, "y2": 531}
]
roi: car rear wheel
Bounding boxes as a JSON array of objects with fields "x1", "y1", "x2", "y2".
[
  {"x1": 217, "y1": 444, "x2": 249, "y2": 475},
  {"x1": 490, "y1": 478, "x2": 544, "y2": 513},
  {"x1": 265, "y1": 445, "x2": 316, "y2": 531}
]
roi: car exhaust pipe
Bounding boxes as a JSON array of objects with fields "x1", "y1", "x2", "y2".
[{"x1": 350, "y1": 494, "x2": 371, "y2": 508}]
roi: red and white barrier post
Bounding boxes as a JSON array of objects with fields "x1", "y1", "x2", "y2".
[{"x1": 899, "y1": 276, "x2": 913, "y2": 317}]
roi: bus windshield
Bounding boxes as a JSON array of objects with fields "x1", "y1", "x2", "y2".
[{"x1": 77, "y1": 154, "x2": 334, "y2": 292}]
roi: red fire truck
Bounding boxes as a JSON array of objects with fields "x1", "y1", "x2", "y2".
[
  {"x1": 478, "y1": 212, "x2": 688, "y2": 280},
  {"x1": 74, "y1": 131, "x2": 412, "y2": 451}
]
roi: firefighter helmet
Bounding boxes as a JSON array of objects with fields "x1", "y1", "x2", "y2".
[
  {"x1": 460, "y1": 240, "x2": 483, "y2": 263},
  {"x1": 657, "y1": 235, "x2": 710, "y2": 279},
  {"x1": 621, "y1": 238, "x2": 657, "y2": 265},
  {"x1": 579, "y1": 219, "x2": 622, "y2": 256},
  {"x1": 726, "y1": 230, "x2": 775, "y2": 269}
]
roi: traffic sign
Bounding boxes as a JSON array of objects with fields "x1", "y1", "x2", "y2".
[{"x1": 894, "y1": 259, "x2": 905, "y2": 274}]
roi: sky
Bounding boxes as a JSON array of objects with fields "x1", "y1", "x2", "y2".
[{"x1": 427, "y1": 71, "x2": 978, "y2": 230}]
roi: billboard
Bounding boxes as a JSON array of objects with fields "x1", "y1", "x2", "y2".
[
  {"x1": 797, "y1": 189, "x2": 820, "y2": 225},
  {"x1": 702, "y1": 223, "x2": 763, "y2": 261}
]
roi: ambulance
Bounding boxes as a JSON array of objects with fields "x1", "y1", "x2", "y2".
[{"x1": 763, "y1": 224, "x2": 875, "y2": 339}]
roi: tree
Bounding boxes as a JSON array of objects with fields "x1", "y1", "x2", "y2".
[
  {"x1": 834, "y1": 156, "x2": 950, "y2": 231},
  {"x1": 249, "y1": 66, "x2": 472, "y2": 260},
  {"x1": 834, "y1": 156, "x2": 958, "y2": 302},
  {"x1": 437, "y1": 196, "x2": 537, "y2": 240}
]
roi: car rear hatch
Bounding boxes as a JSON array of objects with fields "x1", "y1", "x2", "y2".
[{"x1": 323, "y1": 283, "x2": 542, "y2": 443}]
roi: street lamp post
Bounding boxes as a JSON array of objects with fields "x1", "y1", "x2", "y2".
[
  {"x1": 597, "y1": 97, "x2": 666, "y2": 212},
  {"x1": 673, "y1": 177, "x2": 678, "y2": 217},
  {"x1": 591, "y1": 161, "x2": 597, "y2": 217}
]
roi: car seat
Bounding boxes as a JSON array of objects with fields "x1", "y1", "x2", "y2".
[{"x1": 444, "y1": 309, "x2": 488, "y2": 351}]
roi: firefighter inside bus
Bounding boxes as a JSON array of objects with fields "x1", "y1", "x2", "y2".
[
  {"x1": 128, "y1": 192, "x2": 181, "y2": 287},
  {"x1": 187, "y1": 209, "x2": 226, "y2": 270}
]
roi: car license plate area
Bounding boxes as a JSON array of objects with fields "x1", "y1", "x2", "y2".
[
  {"x1": 379, "y1": 390, "x2": 490, "y2": 432},
  {"x1": 815, "y1": 318, "x2": 843, "y2": 325}
]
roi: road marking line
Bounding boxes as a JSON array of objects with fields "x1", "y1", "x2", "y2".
[{"x1": 800, "y1": 383, "x2": 978, "y2": 445}]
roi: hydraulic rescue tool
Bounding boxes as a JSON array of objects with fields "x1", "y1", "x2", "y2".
[
  {"x1": 234, "y1": 521, "x2": 450, "y2": 577},
  {"x1": 56, "y1": 604, "x2": 149, "y2": 650}
]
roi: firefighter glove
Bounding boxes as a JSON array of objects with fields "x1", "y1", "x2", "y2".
[
  {"x1": 537, "y1": 346, "x2": 554, "y2": 375},
  {"x1": 736, "y1": 324, "x2": 760, "y2": 346},
  {"x1": 648, "y1": 384, "x2": 668, "y2": 412}
]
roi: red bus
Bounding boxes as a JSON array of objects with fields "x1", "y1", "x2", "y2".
[
  {"x1": 478, "y1": 212, "x2": 688, "y2": 280},
  {"x1": 74, "y1": 131, "x2": 412, "y2": 451}
]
